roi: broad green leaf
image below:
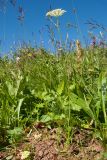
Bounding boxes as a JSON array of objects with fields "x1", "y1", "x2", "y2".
[
  {"x1": 69, "y1": 84, "x2": 75, "y2": 91},
  {"x1": 41, "y1": 115, "x2": 52, "y2": 123},
  {"x1": 35, "y1": 103, "x2": 44, "y2": 108},
  {"x1": 16, "y1": 98, "x2": 24, "y2": 120},
  {"x1": 57, "y1": 81, "x2": 64, "y2": 95},
  {"x1": 5, "y1": 81, "x2": 15, "y2": 96},
  {"x1": 70, "y1": 93, "x2": 95, "y2": 120},
  {"x1": 7, "y1": 127, "x2": 23, "y2": 136},
  {"x1": 71, "y1": 103, "x2": 81, "y2": 111}
]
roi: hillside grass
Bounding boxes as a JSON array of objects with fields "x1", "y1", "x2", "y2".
[{"x1": 0, "y1": 46, "x2": 107, "y2": 151}]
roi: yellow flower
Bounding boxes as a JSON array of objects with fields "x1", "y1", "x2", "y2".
[{"x1": 46, "y1": 9, "x2": 66, "y2": 17}]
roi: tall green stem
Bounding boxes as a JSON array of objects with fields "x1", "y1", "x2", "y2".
[{"x1": 56, "y1": 18, "x2": 62, "y2": 47}]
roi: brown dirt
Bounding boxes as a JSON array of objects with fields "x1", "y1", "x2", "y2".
[{"x1": 0, "y1": 126, "x2": 105, "y2": 160}]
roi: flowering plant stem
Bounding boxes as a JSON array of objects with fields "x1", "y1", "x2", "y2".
[
  {"x1": 48, "y1": 17, "x2": 62, "y2": 49},
  {"x1": 56, "y1": 18, "x2": 62, "y2": 48}
]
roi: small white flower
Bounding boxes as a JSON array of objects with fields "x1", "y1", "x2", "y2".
[
  {"x1": 46, "y1": 9, "x2": 66, "y2": 17},
  {"x1": 16, "y1": 57, "x2": 20, "y2": 62},
  {"x1": 21, "y1": 151, "x2": 30, "y2": 160}
]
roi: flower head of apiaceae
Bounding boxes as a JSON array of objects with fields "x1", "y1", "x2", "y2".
[{"x1": 46, "y1": 9, "x2": 66, "y2": 17}]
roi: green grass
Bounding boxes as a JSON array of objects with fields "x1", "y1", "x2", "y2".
[{"x1": 0, "y1": 46, "x2": 107, "y2": 149}]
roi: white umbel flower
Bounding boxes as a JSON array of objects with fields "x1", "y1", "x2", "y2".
[{"x1": 46, "y1": 9, "x2": 66, "y2": 17}]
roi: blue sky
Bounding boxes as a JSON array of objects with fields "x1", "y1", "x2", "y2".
[{"x1": 0, "y1": 0, "x2": 107, "y2": 55}]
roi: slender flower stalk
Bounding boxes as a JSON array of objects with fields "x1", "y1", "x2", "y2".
[
  {"x1": 46, "y1": 9, "x2": 66, "y2": 51},
  {"x1": 76, "y1": 40, "x2": 83, "y2": 62}
]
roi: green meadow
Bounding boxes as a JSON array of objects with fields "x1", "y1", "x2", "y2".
[{"x1": 0, "y1": 6, "x2": 107, "y2": 160}]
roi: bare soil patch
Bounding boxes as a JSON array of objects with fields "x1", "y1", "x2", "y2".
[{"x1": 0, "y1": 126, "x2": 104, "y2": 160}]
